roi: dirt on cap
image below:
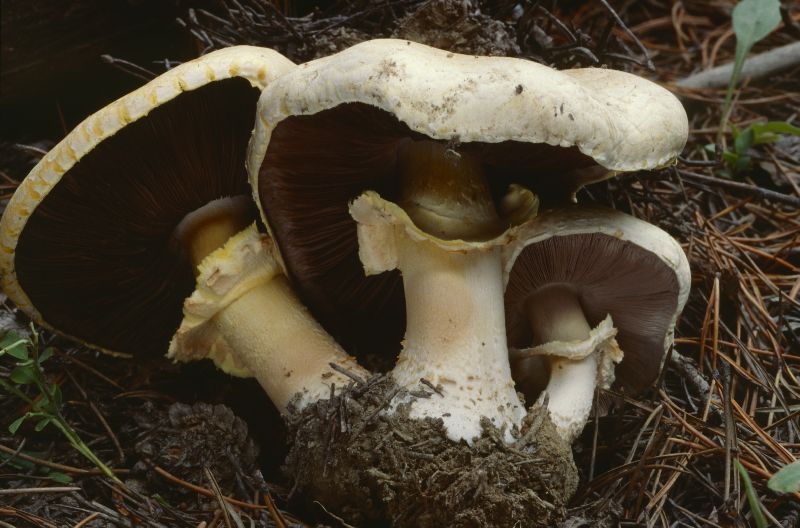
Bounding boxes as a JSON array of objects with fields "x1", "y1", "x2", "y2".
[{"x1": 284, "y1": 375, "x2": 578, "y2": 527}]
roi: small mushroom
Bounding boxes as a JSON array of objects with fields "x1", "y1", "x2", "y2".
[
  {"x1": 0, "y1": 47, "x2": 366, "y2": 411},
  {"x1": 247, "y1": 39, "x2": 688, "y2": 441},
  {"x1": 503, "y1": 205, "x2": 691, "y2": 442}
]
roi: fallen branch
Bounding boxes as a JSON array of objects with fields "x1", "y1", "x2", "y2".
[
  {"x1": 0, "y1": 486, "x2": 81, "y2": 495},
  {"x1": 677, "y1": 170, "x2": 800, "y2": 208},
  {"x1": 676, "y1": 41, "x2": 800, "y2": 89}
]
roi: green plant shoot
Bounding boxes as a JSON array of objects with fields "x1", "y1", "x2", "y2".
[
  {"x1": 717, "y1": 0, "x2": 781, "y2": 145},
  {"x1": 713, "y1": 120, "x2": 800, "y2": 176},
  {"x1": 735, "y1": 459, "x2": 768, "y2": 528},
  {"x1": 1, "y1": 328, "x2": 124, "y2": 486}
]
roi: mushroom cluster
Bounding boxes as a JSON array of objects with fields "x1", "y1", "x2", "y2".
[
  {"x1": 247, "y1": 38, "x2": 689, "y2": 443},
  {"x1": 2, "y1": 39, "x2": 691, "y2": 527}
]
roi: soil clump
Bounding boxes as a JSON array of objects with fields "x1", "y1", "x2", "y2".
[
  {"x1": 130, "y1": 401, "x2": 259, "y2": 498},
  {"x1": 284, "y1": 375, "x2": 577, "y2": 527}
]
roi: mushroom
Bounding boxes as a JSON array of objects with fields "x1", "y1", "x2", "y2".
[
  {"x1": 246, "y1": 39, "x2": 689, "y2": 441},
  {"x1": 0, "y1": 46, "x2": 366, "y2": 411},
  {"x1": 503, "y1": 205, "x2": 691, "y2": 442}
]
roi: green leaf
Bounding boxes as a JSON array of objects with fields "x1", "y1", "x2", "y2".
[
  {"x1": 722, "y1": 120, "x2": 798, "y2": 175},
  {"x1": 10, "y1": 365, "x2": 37, "y2": 385},
  {"x1": 0, "y1": 451, "x2": 36, "y2": 471},
  {"x1": 8, "y1": 413, "x2": 31, "y2": 434},
  {"x1": 768, "y1": 460, "x2": 800, "y2": 494},
  {"x1": 750, "y1": 121, "x2": 800, "y2": 145},
  {"x1": 750, "y1": 121, "x2": 800, "y2": 136},
  {"x1": 722, "y1": 150, "x2": 740, "y2": 165},
  {"x1": 753, "y1": 132, "x2": 781, "y2": 145},
  {"x1": 732, "y1": 0, "x2": 781, "y2": 63},
  {"x1": 34, "y1": 417, "x2": 52, "y2": 432},
  {"x1": 734, "y1": 126, "x2": 755, "y2": 154},
  {"x1": 0, "y1": 333, "x2": 29, "y2": 360},
  {"x1": 736, "y1": 459, "x2": 768, "y2": 528},
  {"x1": 0, "y1": 450, "x2": 74, "y2": 483},
  {"x1": 51, "y1": 385, "x2": 63, "y2": 410},
  {"x1": 717, "y1": 0, "x2": 781, "y2": 147},
  {"x1": 152, "y1": 494, "x2": 172, "y2": 507},
  {"x1": 38, "y1": 347, "x2": 55, "y2": 364},
  {"x1": 48, "y1": 471, "x2": 73, "y2": 484},
  {"x1": 34, "y1": 395, "x2": 50, "y2": 412},
  {"x1": 0, "y1": 331, "x2": 23, "y2": 348}
]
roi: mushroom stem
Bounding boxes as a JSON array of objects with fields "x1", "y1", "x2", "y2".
[
  {"x1": 353, "y1": 141, "x2": 525, "y2": 442},
  {"x1": 173, "y1": 196, "x2": 254, "y2": 270},
  {"x1": 170, "y1": 224, "x2": 369, "y2": 412},
  {"x1": 392, "y1": 237, "x2": 524, "y2": 442},
  {"x1": 214, "y1": 274, "x2": 368, "y2": 410},
  {"x1": 397, "y1": 141, "x2": 503, "y2": 240},
  {"x1": 187, "y1": 214, "x2": 252, "y2": 267},
  {"x1": 526, "y1": 285, "x2": 598, "y2": 442}
]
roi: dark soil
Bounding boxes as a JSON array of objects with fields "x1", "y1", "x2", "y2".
[
  {"x1": 129, "y1": 401, "x2": 259, "y2": 499},
  {"x1": 391, "y1": 0, "x2": 520, "y2": 56},
  {"x1": 284, "y1": 376, "x2": 577, "y2": 527}
]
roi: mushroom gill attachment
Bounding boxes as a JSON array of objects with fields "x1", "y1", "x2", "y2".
[{"x1": 504, "y1": 206, "x2": 691, "y2": 441}]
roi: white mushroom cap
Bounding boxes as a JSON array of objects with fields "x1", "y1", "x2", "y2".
[
  {"x1": 503, "y1": 206, "x2": 691, "y2": 397},
  {"x1": 248, "y1": 38, "x2": 688, "y2": 182},
  {"x1": 0, "y1": 46, "x2": 295, "y2": 356}
]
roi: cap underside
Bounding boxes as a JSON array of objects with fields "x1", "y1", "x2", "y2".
[
  {"x1": 504, "y1": 232, "x2": 680, "y2": 394},
  {"x1": 258, "y1": 102, "x2": 596, "y2": 355},
  {"x1": 14, "y1": 78, "x2": 260, "y2": 356}
]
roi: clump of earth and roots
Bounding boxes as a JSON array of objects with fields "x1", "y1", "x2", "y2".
[
  {"x1": 285, "y1": 375, "x2": 576, "y2": 527},
  {"x1": 2, "y1": 1, "x2": 798, "y2": 527}
]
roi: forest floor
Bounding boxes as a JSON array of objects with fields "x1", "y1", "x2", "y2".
[{"x1": 1, "y1": 1, "x2": 798, "y2": 527}]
